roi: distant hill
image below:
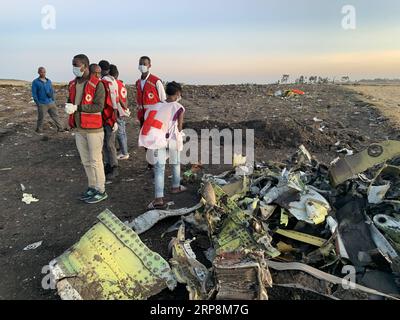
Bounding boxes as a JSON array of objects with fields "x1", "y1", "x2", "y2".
[
  {"x1": 0, "y1": 79, "x2": 67, "y2": 87},
  {"x1": 0, "y1": 79, "x2": 30, "y2": 86}
]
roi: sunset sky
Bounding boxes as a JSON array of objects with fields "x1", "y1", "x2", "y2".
[{"x1": 0, "y1": 0, "x2": 399, "y2": 84}]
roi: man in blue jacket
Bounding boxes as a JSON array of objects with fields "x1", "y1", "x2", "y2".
[{"x1": 31, "y1": 67, "x2": 64, "y2": 133}]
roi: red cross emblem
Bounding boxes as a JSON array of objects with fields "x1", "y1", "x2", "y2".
[
  {"x1": 85, "y1": 94, "x2": 93, "y2": 103},
  {"x1": 142, "y1": 110, "x2": 163, "y2": 136}
]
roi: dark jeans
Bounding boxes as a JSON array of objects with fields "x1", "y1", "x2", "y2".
[
  {"x1": 37, "y1": 103, "x2": 63, "y2": 130},
  {"x1": 103, "y1": 125, "x2": 118, "y2": 168}
]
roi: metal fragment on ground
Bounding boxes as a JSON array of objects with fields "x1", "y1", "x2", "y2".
[
  {"x1": 329, "y1": 140, "x2": 400, "y2": 187},
  {"x1": 49, "y1": 209, "x2": 176, "y2": 300},
  {"x1": 275, "y1": 229, "x2": 326, "y2": 247},
  {"x1": 288, "y1": 189, "x2": 330, "y2": 225},
  {"x1": 266, "y1": 261, "x2": 399, "y2": 300},
  {"x1": 21, "y1": 193, "x2": 39, "y2": 204},
  {"x1": 368, "y1": 218, "x2": 399, "y2": 267},
  {"x1": 373, "y1": 214, "x2": 400, "y2": 248},
  {"x1": 23, "y1": 241, "x2": 42, "y2": 251},
  {"x1": 126, "y1": 202, "x2": 203, "y2": 234},
  {"x1": 169, "y1": 224, "x2": 212, "y2": 300},
  {"x1": 214, "y1": 252, "x2": 272, "y2": 300},
  {"x1": 368, "y1": 185, "x2": 391, "y2": 204},
  {"x1": 259, "y1": 203, "x2": 277, "y2": 220}
]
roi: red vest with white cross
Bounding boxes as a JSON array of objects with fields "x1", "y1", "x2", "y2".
[
  {"x1": 136, "y1": 74, "x2": 161, "y2": 106},
  {"x1": 136, "y1": 74, "x2": 162, "y2": 122},
  {"x1": 116, "y1": 79, "x2": 128, "y2": 109},
  {"x1": 68, "y1": 76, "x2": 103, "y2": 129},
  {"x1": 101, "y1": 79, "x2": 117, "y2": 128}
]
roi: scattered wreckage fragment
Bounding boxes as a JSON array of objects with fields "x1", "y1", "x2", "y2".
[
  {"x1": 329, "y1": 140, "x2": 400, "y2": 187},
  {"x1": 126, "y1": 203, "x2": 203, "y2": 235},
  {"x1": 214, "y1": 252, "x2": 272, "y2": 300},
  {"x1": 47, "y1": 142, "x2": 400, "y2": 300},
  {"x1": 49, "y1": 209, "x2": 176, "y2": 300},
  {"x1": 175, "y1": 143, "x2": 400, "y2": 300},
  {"x1": 169, "y1": 224, "x2": 213, "y2": 300},
  {"x1": 373, "y1": 214, "x2": 400, "y2": 251},
  {"x1": 267, "y1": 261, "x2": 399, "y2": 300}
]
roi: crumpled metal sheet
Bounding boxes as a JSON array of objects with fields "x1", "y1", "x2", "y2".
[
  {"x1": 272, "y1": 270, "x2": 339, "y2": 300},
  {"x1": 373, "y1": 214, "x2": 400, "y2": 248},
  {"x1": 367, "y1": 164, "x2": 400, "y2": 204},
  {"x1": 336, "y1": 199, "x2": 377, "y2": 267},
  {"x1": 49, "y1": 209, "x2": 176, "y2": 300},
  {"x1": 221, "y1": 177, "x2": 249, "y2": 201},
  {"x1": 368, "y1": 217, "x2": 399, "y2": 262},
  {"x1": 169, "y1": 224, "x2": 213, "y2": 300},
  {"x1": 266, "y1": 261, "x2": 399, "y2": 300},
  {"x1": 288, "y1": 189, "x2": 331, "y2": 225},
  {"x1": 329, "y1": 140, "x2": 400, "y2": 187},
  {"x1": 214, "y1": 252, "x2": 272, "y2": 300},
  {"x1": 126, "y1": 203, "x2": 203, "y2": 235},
  {"x1": 212, "y1": 189, "x2": 280, "y2": 258},
  {"x1": 275, "y1": 228, "x2": 327, "y2": 247},
  {"x1": 368, "y1": 185, "x2": 391, "y2": 204}
]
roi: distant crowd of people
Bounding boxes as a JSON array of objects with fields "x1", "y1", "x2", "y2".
[{"x1": 32, "y1": 54, "x2": 186, "y2": 208}]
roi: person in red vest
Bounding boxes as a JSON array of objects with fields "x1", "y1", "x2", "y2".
[
  {"x1": 99, "y1": 60, "x2": 119, "y2": 180},
  {"x1": 136, "y1": 56, "x2": 166, "y2": 125},
  {"x1": 136, "y1": 56, "x2": 166, "y2": 169},
  {"x1": 64, "y1": 54, "x2": 108, "y2": 204},
  {"x1": 110, "y1": 64, "x2": 130, "y2": 160},
  {"x1": 89, "y1": 63, "x2": 102, "y2": 79}
]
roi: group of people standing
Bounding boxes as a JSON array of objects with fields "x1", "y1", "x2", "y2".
[{"x1": 32, "y1": 54, "x2": 186, "y2": 208}]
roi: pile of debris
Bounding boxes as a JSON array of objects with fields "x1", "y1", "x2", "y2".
[
  {"x1": 48, "y1": 141, "x2": 400, "y2": 300},
  {"x1": 272, "y1": 89, "x2": 305, "y2": 98}
]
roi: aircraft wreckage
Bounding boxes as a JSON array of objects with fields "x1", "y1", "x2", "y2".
[{"x1": 49, "y1": 141, "x2": 400, "y2": 300}]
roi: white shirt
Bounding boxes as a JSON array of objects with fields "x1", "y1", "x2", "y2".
[
  {"x1": 140, "y1": 73, "x2": 166, "y2": 103},
  {"x1": 102, "y1": 75, "x2": 119, "y2": 110},
  {"x1": 138, "y1": 101, "x2": 184, "y2": 150}
]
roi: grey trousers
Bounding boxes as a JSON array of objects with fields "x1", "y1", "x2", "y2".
[
  {"x1": 103, "y1": 125, "x2": 118, "y2": 168},
  {"x1": 37, "y1": 103, "x2": 63, "y2": 130}
]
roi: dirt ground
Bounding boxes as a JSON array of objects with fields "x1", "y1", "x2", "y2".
[{"x1": 0, "y1": 81, "x2": 399, "y2": 300}]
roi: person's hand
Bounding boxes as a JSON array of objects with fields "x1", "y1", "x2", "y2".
[
  {"x1": 65, "y1": 103, "x2": 78, "y2": 115},
  {"x1": 112, "y1": 122, "x2": 119, "y2": 132}
]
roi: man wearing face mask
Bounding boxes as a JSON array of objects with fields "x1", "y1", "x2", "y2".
[
  {"x1": 136, "y1": 56, "x2": 166, "y2": 170},
  {"x1": 136, "y1": 56, "x2": 166, "y2": 127},
  {"x1": 65, "y1": 54, "x2": 108, "y2": 204},
  {"x1": 99, "y1": 60, "x2": 119, "y2": 180}
]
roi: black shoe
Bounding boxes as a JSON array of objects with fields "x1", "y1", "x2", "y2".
[{"x1": 106, "y1": 166, "x2": 119, "y2": 180}]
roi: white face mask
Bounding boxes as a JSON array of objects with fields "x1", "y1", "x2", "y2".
[
  {"x1": 176, "y1": 96, "x2": 182, "y2": 102},
  {"x1": 138, "y1": 65, "x2": 149, "y2": 74},
  {"x1": 73, "y1": 66, "x2": 84, "y2": 78}
]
